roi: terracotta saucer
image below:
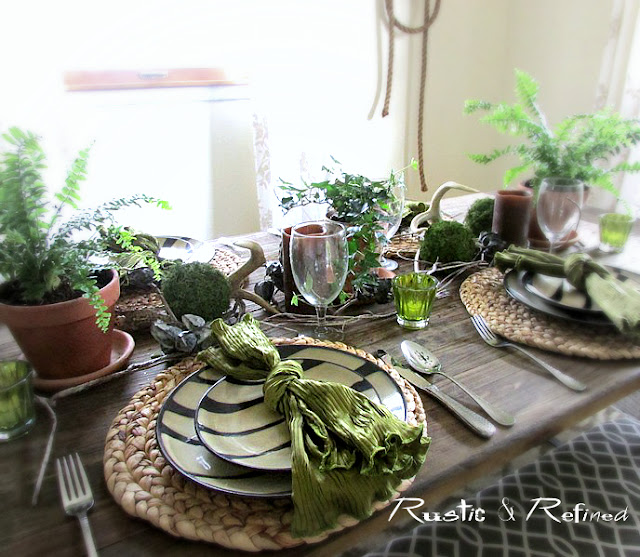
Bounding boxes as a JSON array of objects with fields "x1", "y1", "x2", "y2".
[{"x1": 33, "y1": 329, "x2": 135, "y2": 392}]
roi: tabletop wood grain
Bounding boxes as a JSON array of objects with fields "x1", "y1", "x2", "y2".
[{"x1": 2, "y1": 202, "x2": 639, "y2": 557}]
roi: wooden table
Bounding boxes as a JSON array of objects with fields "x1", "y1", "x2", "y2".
[{"x1": 2, "y1": 212, "x2": 640, "y2": 557}]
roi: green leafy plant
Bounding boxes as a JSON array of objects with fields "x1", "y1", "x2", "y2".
[
  {"x1": 0, "y1": 127, "x2": 169, "y2": 331},
  {"x1": 465, "y1": 69, "x2": 640, "y2": 196},
  {"x1": 279, "y1": 157, "x2": 416, "y2": 292}
]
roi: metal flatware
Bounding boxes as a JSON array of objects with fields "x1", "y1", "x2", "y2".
[
  {"x1": 401, "y1": 340, "x2": 516, "y2": 427},
  {"x1": 56, "y1": 453, "x2": 98, "y2": 557},
  {"x1": 394, "y1": 364, "x2": 496, "y2": 439},
  {"x1": 470, "y1": 314, "x2": 587, "y2": 392}
]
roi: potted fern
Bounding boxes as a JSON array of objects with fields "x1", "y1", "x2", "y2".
[
  {"x1": 0, "y1": 127, "x2": 168, "y2": 382},
  {"x1": 465, "y1": 69, "x2": 640, "y2": 198}
]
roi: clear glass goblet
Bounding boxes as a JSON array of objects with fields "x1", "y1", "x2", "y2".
[
  {"x1": 536, "y1": 177, "x2": 584, "y2": 253},
  {"x1": 289, "y1": 220, "x2": 349, "y2": 339},
  {"x1": 378, "y1": 175, "x2": 406, "y2": 270}
]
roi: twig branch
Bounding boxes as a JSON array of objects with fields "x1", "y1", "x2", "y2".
[{"x1": 50, "y1": 353, "x2": 183, "y2": 401}]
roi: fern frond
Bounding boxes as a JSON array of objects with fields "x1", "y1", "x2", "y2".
[
  {"x1": 610, "y1": 161, "x2": 640, "y2": 173},
  {"x1": 514, "y1": 69, "x2": 549, "y2": 132},
  {"x1": 467, "y1": 145, "x2": 514, "y2": 165},
  {"x1": 49, "y1": 145, "x2": 91, "y2": 228},
  {"x1": 503, "y1": 163, "x2": 532, "y2": 186},
  {"x1": 463, "y1": 100, "x2": 495, "y2": 114}
]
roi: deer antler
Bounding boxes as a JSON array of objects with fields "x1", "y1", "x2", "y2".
[
  {"x1": 410, "y1": 181, "x2": 478, "y2": 233},
  {"x1": 228, "y1": 240, "x2": 280, "y2": 314}
]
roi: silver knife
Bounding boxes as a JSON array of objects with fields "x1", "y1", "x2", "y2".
[{"x1": 394, "y1": 364, "x2": 497, "y2": 439}]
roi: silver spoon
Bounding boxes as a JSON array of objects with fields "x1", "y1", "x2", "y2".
[{"x1": 401, "y1": 340, "x2": 516, "y2": 427}]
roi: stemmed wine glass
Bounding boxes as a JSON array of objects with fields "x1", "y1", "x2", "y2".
[
  {"x1": 536, "y1": 177, "x2": 584, "y2": 253},
  {"x1": 378, "y1": 175, "x2": 406, "y2": 270},
  {"x1": 289, "y1": 220, "x2": 349, "y2": 339}
]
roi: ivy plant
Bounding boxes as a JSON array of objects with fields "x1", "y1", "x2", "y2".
[
  {"x1": 279, "y1": 157, "x2": 416, "y2": 293},
  {"x1": 465, "y1": 69, "x2": 640, "y2": 198},
  {"x1": 0, "y1": 127, "x2": 169, "y2": 331}
]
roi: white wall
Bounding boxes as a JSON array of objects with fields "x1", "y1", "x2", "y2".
[
  {"x1": 404, "y1": 0, "x2": 512, "y2": 197},
  {"x1": 403, "y1": 0, "x2": 614, "y2": 201}
]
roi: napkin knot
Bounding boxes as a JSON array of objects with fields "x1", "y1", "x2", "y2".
[
  {"x1": 264, "y1": 360, "x2": 304, "y2": 415},
  {"x1": 564, "y1": 253, "x2": 609, "y2": 290},
  {"x1": 197, "y1": 314, "x2": 430, "y2": 539}
]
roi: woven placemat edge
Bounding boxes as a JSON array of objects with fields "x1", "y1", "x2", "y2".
[{"x1": 103, "y1": 337, "x2": 427, "y2": 551}]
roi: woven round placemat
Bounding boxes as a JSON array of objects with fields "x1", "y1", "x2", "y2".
[
  {"x1": 460, "y1": 267, "x2": 640, "y2": 360},
  {"x1": 104, "y1": 336, "x2": 426, "y2": 552},
  {"x1": 385, "y1": 231, "x2": 422, "y2": 259}
]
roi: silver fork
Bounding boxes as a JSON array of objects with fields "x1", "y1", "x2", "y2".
[
  {"x1": 470, "y1": 314, "x2": 587, "y2": 392},
  {"x1": 56, "y1": 454, "x2": 98, "y2": 557}
]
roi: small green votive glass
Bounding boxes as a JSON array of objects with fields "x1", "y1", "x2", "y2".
[
  {"x1": 392, "y1": 272, "x2": 439, "y2": 330},
  {"x1": 599, "y1": 213, "x2": 634, "y2": 253},
  {"x1": 0, "y1": 361, "x2": 35, "y2": 442}
]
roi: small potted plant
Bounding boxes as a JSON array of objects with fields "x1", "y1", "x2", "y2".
[
  {"x1": 465, "y1": 70, "x2": 640, "y2": 242},
  {"x1": 465, "y1": 69, "x2": 640, "y2": 193},
  {"x1": 279, "y1": 157, "x2": 414, "y2": 295},
  {"x1": 0, "y1": 127, "x2": 168, "y2": 381}
]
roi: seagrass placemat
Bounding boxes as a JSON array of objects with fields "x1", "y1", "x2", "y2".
[
  {"x1": 385, "y1": 231, "x2": 422, "y2": 259},
  {"x1": 460, "y1": 267, "x2": 640, "y2": 360},
  {"x1": 103, "y1": 336, "x2": 426, "y2": 552}
]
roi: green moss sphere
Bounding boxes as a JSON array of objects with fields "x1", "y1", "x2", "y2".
[
  {"x1": 464, "y1": 197, "x2": 495, "y2": 237},
  {"x1": 162, "y1": 262, "x2": 231, "y2": 321},
  {"x1": 419, "y1": 220, "x2": 477, "y2": 263}
]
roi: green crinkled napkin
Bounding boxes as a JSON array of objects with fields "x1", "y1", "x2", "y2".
[
  {"x1": 495, "y1": 246, "x2": 640, "y2": 337},
  {"x1": 197, "y1": 314, "x2": 430, "y2": 538}
]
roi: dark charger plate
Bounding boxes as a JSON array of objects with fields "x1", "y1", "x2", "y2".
[{"x1": 503, "y1": 270, "x2": 614, "y2": 327}]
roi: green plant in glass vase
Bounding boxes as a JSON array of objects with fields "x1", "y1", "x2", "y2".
[
  {"x1": 464, "y1": 69, "x2": 640, "y2": 200},
  {"x1": 279, "y1": 157, "x2": 415, "y2": 295},
  {"x1": 0, "y1": 127, "x2": 169, "y2": 331}
]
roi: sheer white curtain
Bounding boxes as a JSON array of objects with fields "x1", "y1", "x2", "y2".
[
  {"x1": 594, "y1": 0, "x2": 640, "y2": 214},
  {"x1": 251, "y1": 100, "x2": 330, "y2": 232}
]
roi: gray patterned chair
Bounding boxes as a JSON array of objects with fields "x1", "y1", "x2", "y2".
[{"x1": 365, "y1": 418, "x2": 640, "y2": 557}]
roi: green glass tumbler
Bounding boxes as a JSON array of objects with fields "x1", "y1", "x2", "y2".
[
  {"x1": 392, "y1": 272, "x2": 439, "y2": 329},
  {"x1": 599, "y1": 213, "x2": 633, "y2": 253},
  {"x1": 0, "y1": 361, "x2": 35, "y2": 441}
]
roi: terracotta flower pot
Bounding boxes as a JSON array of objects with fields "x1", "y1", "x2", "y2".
[{"x1": 0, "y1": 270, "x2": 120, "y2": 380}]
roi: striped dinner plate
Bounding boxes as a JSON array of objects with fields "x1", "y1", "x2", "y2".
[
  {"x1": 156, "y1": 365, "x2": 293, "y2": 498},
  {"x1": 522, "y1": 268, "x2": 638, "y2": 315},
  {"x1": 155, "y1": 235, "x2": 200, "y2": 260},
  {"x1": 194, "y1": 344, "x2": 407, "y2": 472}
]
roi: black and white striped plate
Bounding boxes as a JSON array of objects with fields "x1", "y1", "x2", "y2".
[
  {"x1": 156, "y1": 366, "x2": 292, "y2": 498},
  {"x1": 522, "y1": 269, "x2": 638, "y2": 316},
  {"x1": 504, "y1": 270, "x2": 612, "y2": 327},
  {"x1": 194, "y1": 344, "x2": 407, "y2": 472},
  {"x1": 155, "y1": 235, "x2": 199, "y2": 260}
]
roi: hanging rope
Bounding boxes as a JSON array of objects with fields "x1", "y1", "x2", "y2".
[{"x1": 382, "y1": 0, "x2": 441, "y2": 191}]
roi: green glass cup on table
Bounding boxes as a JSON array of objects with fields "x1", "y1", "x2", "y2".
[
  {"x1": 392, "y1": 271, "x2": 439, "y2": 329},
  {"x1": 599, "y1": 213, "x2": 634, "y2": 253},
  {"x1": 0, "y1": 361, "x2": 35, "y2": 441}
]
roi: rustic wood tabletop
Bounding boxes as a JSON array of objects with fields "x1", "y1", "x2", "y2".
[{"x1": 2, "y1": 199, "x2": 639, "y2": 557}]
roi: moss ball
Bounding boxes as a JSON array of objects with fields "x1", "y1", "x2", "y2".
[
  {"x1": 464, "y1": 197, "x2": 495, "y2": 237},
  {"x1": 419, "y1": 220, "x2": 477, "y2": 263},
  {"x1": 162, "y1": 262, "x2": 231, "y2": 321}
]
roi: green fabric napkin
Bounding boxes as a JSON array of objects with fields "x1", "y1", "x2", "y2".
[
  {"x1": 495, "y1": 246, "x2": 640, "y2": 337},
  {"x1": 197, "y1": 314, "x2": 430, "y2": 538}
]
